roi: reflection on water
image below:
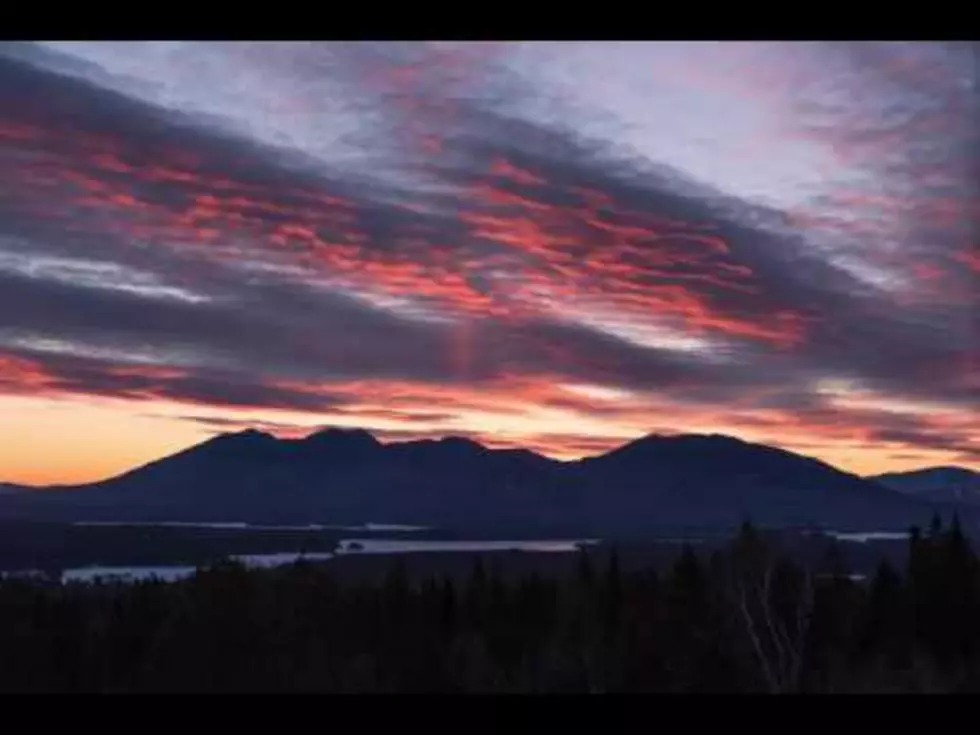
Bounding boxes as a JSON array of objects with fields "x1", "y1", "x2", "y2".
[
  {"x1": 62, "y1": 565, "x2": 198, "y2": 584},
  {"x1": 72, "y1": 521, "x2": 430, "y2": 532},
  {"x1": 229, "y1": 552, "x2": 335, "y2": 568},
  {"x1": 335, "y1": 539, "x2": 599, "y2": 554},
  {"x1": 59, "y1": 553, "x2": 336, "y2": 583},
  {"x1": 828, "y1": 531, "x2": 911, "y2": 543},
  {"x1": 52, "y1": 539, "x2": 599, "y2": 585}
]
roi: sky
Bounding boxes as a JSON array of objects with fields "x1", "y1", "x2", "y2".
[{"x1": 0, "y1": 41, "x2": 977, "y2": 486}]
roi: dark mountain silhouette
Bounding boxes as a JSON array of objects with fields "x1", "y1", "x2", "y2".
[
  {"x1": 563, "y1": 433, "x2": 941, "y2": 532},
  {"x1": 0, "y1": 483, "x2": 26, "y2": 495},
  {"x1": 0, "y1": 429, "x2": 954, "y2": 536},
  {"x1": 871, "y1": 466, "x2": 980, "y2": 505}
]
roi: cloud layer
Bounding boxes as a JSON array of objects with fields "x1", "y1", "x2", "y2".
[{"x1": 1, "y1": 41, "x2": 977, "y2": 481}]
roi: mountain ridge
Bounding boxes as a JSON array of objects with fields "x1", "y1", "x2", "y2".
[
  {"x1": 0, "y1": 427, "x2": 957, "y2": 537},
  {"x1": 871, "y1": 466, "x2": 980, "y2": 505},
  {"x1": 7, "y1": 428, "x2": 976, "y2": 489}
]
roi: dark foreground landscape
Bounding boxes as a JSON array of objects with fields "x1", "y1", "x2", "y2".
[
  {"x1": 2, "y1": 517, "x2": 979, "y2": 693},
  {"x1": 2, "y1": 39, "x2": 977, "y2": 697},
  {"x1": 1, "y1": 429, "x2": 978, "y2": 693}
]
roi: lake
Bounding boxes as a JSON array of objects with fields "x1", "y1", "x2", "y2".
[
  {"x1": 52, "y1": 539, "x2": 600, "y2": 584},
  {"x1": 72, "y1": 521, "x2": 430, "y2": 532},
  {"x1": 827, "y1": 531, "x2": 911, "y2": 543},
  {"x1": 335, "y1": 538, "x2": 599, "y2": 554}
]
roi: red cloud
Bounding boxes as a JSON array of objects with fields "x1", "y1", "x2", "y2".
[{"x1": 1, "y1": 93, "x2": 825, "y2": 353}]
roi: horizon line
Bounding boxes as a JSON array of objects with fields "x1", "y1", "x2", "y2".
[{"x1": 4, "y1": 425, "x2": 973, "y2": 490}]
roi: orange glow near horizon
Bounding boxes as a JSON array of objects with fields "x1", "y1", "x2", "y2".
[
  {"x1": 1, "y1": 42, "x2": 976, "y2": 490},
  {"x1": 0, "y1": 396, "x2": 213, "y2": 486},
  {"x1": 1, "y1": 387, "x2": 976, "y2": 487}
]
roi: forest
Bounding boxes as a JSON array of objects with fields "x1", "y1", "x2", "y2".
[{"x1": 1, "y1": 517, "x2": 979, "y2": 693}]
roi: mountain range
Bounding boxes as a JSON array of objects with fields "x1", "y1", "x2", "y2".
[
  {"x1": 0, "y1": 428, "x2": 969, "y2": 537},
  {"x1": 871, "y1": 466, "x2": 980, "y2": 505}
]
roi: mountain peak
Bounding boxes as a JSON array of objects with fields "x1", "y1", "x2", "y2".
[
  {"x1": 873, "y1": 465, "x2": 979, "y2": 482},
  {"x1": 872, "y1": 465, "x2": 980, "y2": 504},
  {"x1": 211, "y1": 428, "x2": 277, "y2": 445},
  {"x1": 911, "y1": 466, "x2": 974, "y2": 477},
  {"x1": 435, "y1": 435, "x2": 486, "y2": 451},
  {"x1": 608, "y1": 432, "x2": 746, "y2": 455},
  {"x1": 302, "y1": 427, "x2": 381, "y2": 451},
  {"x1": 389, "y1": 435, "x2": 487, "y2": 458}
]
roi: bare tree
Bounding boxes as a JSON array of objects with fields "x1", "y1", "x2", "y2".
[{"x1": 725, "y1": 526, "x2": 815, "y2": 693}]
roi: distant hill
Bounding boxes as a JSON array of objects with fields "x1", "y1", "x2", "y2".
[
  {"x1": 0, "y1": 483, "x2": 27, "y2": 495},
  {"x1": 0, "y1": 429, "x2": 953, "y2": 537},
  {"x1": 871, "y1": 466, "x2": 980, "y2": 505},
  {"x1": 565, "y1": 433, "x2": 941, "y2": 533}
]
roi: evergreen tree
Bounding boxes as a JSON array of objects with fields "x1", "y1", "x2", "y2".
[{"x1": 3, "y1": 518, "x2": 980, "y2": 693}]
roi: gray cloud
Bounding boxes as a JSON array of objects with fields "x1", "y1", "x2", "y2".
[{"x1": 0, "y1": 41, "x2": 976, "y2": 468}]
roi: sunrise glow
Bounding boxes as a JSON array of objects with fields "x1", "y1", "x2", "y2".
[{"x1": 0, "y1": 41, "x2": 977, "y2": 486}]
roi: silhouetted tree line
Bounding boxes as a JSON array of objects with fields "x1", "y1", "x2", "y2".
[{"x1": 2, "y1": 516, "x2": 980, "y2": 693}]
